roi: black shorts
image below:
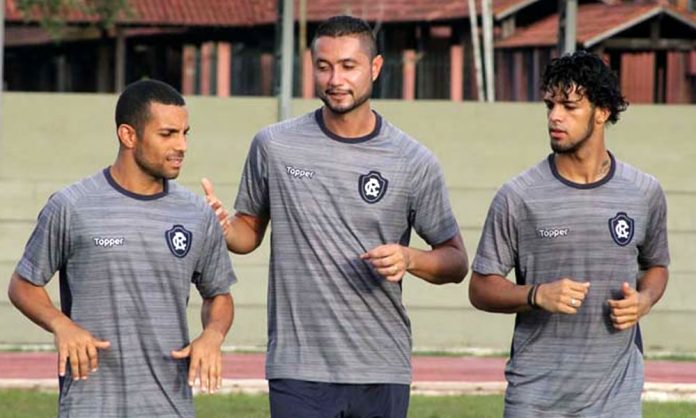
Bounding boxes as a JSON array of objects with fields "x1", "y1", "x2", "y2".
[{"x1": 269, "y1": 378, "x2": 410, "y2": 418}]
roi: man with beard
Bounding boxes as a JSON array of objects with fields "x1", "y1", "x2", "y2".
[
  {"x1": 8, "y1": 80, "x2": 236, "y2": 417},
  {"x1": 202, "y1": 15, "x2": 468, "y2": 418},
  {"x1": 469, "y1": 51, "x2": 669, "y2": 417}
]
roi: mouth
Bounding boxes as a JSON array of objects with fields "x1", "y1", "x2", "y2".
[
  {"x1": 167, "y1": 155, "x2": 184, "y2": 168},
  {"x1": 549, "y1": 128, "x2": 566, "y2": 139},
  {"x1": 326, "y1": 90, "x2": 351, "y2": 99}
]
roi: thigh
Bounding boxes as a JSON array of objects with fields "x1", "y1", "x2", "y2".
[
  {"x1": 269, "y1": 379, "x2": 346, "y2": 418},
  {"x1": 347, "y1": 384, "x2": 410, "y2": 418}
]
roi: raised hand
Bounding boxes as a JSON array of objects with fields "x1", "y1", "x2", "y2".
[{"x1": 201, "y1": 178, "x2": 231, "y2": 233}]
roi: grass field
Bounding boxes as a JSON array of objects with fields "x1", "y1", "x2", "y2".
[{"x1": 2, "y1": 390, "x2": 695, "y2": 417}]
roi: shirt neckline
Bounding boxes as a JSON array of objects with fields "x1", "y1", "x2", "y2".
[
  {"x1": 547, "y1": 151, "x2": 616, "y2": 190},
  {"x1": 103, "y1": 167, "x2": 169, "y2": 200},
  {"x1": 314, "y1": 108, "x2": 382, "y2": 144}
]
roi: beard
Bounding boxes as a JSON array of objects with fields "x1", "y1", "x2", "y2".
[
  {"x1": 134, "y1": 148, "x2": 181, "y2": 181},
  {"x1": 550, "y1": 113, "x2": 595, "y2": 154},
  {"x1": 317, "y1": 84, "x2": 373, "y2": 115}
]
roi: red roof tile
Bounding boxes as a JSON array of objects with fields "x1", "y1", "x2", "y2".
[
  {"x1": 496, "y1": 3, "x2": 696, "y2": 48},
  {"x1": 4, "y1": 0, "x2": 539, "y2": 26}
]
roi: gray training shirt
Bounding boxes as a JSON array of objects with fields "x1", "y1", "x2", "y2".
[
  {"x1": 473, "y1": 153, "x2": 669, "y2": 418},
  {"x1": 16, "y1": 169, "x2": 236, "y2": 418},
  {"x1": 235, "y1": 109, "x2": 459, "y2": 384}
]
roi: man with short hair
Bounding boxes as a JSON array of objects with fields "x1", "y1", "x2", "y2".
[
  {"x1": 8, "y1": 79, "x2": 236, "y2": 417},
  {"x1": 469, "y1": 51, "x2": 669, "y2": 417},
  {"x1": 203, "y1": 15, "x2": 468, "y2": 418}
]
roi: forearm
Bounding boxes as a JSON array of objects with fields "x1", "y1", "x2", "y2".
[
  {"x1": 8, "y1": 272, "x2": 71, "y2": 334},
  {"x1": 637, "y1": 266, "x2": 669, "y2": 314},
  {"x1": 224, "y1": 213, "x2": 267, "y2": 254},
  {"x1": 469, "y1": 272, "x2": 532, "y2": 313},
  {"x1": 407, "y1": 236, "x2": 468, "y2": 284},
  {"x1": 200, "y1": 293, "x2": 234, "y2": 342}
]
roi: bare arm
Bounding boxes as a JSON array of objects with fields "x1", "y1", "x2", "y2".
[
  {"x1": 8, "y1": 272, "x2": 110, "y2": 379},
  {"x1": 361, "y1": 233, "x2": 468, "y2": 285},
  {"x1": 201, "y1": 178, "x2": 268, "y2": 254},
  {"x1": 469, "y1": 272, "x2": 590, "y2": 314},
  {"x1": 172, "y1": 292, "x2": 234, "y2": 393},
  {"x1": 608, "y1": 266, "x2": 668, "y2": 330}
]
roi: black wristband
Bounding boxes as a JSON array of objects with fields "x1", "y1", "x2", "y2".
[{"x1": 527, "y1": 284, "x2": 539, "y2": 309}]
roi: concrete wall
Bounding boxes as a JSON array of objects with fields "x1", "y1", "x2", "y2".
[{"x1": 1, "y1": 93, "x2": 694, "y2": 353}]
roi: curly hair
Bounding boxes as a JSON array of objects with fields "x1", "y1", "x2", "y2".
[{"x1": 541, "y1": 51, "x2": 628, "y2": 124}]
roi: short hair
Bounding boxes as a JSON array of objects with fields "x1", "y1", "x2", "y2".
[
  {"x1": 311, "y1": 15, "x2": 378, "y2": 58},
  {"x1": 115, "y1": 79, "x2": 185, "y2": 136},
  {"x1": 541, "y1": 50, "x2": 628, "y2": 124}
]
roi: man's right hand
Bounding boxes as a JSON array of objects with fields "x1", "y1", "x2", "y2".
[
  {"x1": 52, "y1": 317, "x2": 110, "y2": 380},
  {"x1": 201, "y1": 178, "x2": 231, "y2": 234},
  {"x1": 535, "y1": 278, "x2": 591, "y2": 314}
]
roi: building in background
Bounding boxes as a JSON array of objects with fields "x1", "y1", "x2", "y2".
[{"x1": 3, "y1": 0, "x2": 696, "y2": 103}]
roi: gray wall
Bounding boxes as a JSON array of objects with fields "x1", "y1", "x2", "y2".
[{"x1": 1, "y1": 93, "x2": 694, "y2": 353}]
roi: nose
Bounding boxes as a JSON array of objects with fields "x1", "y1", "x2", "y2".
[
  {"x1": 328, "y1": 67, "x2": 344, "y2": 87},
  {"x1": 174, "y1": 133, "x2": 188, "y2": 153},
  {"x1": 548, "y1": 104, "x2": 563, "y2": 123}
]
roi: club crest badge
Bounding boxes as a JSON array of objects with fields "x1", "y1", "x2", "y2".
[
  {"x1": 166, "y1": 225, "x2": 192, "y2": 258},
  {"x1": 359, "y1": 171, "x2": 388, "y2": 204},
  {"x1": 608, "y1": 212, "x2": 634, "y2": 246}
]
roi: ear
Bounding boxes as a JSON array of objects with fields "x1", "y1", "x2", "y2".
[
  {"x1": 371, "y1": 54, "x2": 384, "y2": 82},
  {"x1": 117, "y1": 124, "x2": 138, "y2": 149},
  {"x1": 595, "y1": 106, "x2": 611, "y2": 126}
]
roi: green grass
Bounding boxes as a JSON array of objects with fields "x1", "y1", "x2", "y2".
[{"x1": 1, "y1": 390, "x2": 694, "y2": 417}]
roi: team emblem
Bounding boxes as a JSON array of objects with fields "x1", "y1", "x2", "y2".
[
  {"x1": 608, "y1": 212, "x2": 634, "y2": 246},
  {"x1": 359, "y1": 171, "x2": 388, "y2": 204},
  {"x1": 166, "y1": 225, "x2": 193, "y2": 258}
]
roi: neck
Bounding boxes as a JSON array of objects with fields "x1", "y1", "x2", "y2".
[
  {"x1": 554, "y1": 144, "x2": 611, "y2": 184},
  {"x1": 110, "y1": 156, "x2": 165, "y2": 195},
  {"x1": 321, "y1": 103, "x2": 376, "y2": 139}
]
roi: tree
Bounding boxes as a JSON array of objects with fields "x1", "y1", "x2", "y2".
[{"x1": 15, "y1": 0, "x2": 132, "y2": 92}]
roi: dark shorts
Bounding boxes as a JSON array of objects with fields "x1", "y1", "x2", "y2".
[{"x1": 269, "y1": 379, "x2": 410, "y2": 418}]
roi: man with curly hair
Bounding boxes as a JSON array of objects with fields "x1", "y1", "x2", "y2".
[{"x1": 469, "y1": 51, "x2": 669, "y2": 417}]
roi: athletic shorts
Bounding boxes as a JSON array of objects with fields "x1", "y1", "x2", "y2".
[{"x1": 269, "y1": 378, "x2": 410, "y2": 418}]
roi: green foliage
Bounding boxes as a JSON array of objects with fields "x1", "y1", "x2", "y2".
[{"x1": 15, "y1": 0, "x2": 131, "y2": 38}]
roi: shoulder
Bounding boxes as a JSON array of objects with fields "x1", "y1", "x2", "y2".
[
  {"x1": 45, "y1": 170, "x2": 109, "y2": 212},
  {"x1": 254, "y1": 111, "x2": 317, "y2": 146},
  {"x1": 613, "y1": 158, "x2": 665, "y2": 199},
  {"x1": 490, "y1": 158, "x2": 551, "y2": 209},
  {"x1": 380, "y1": 118, "x2": 441, "y2": 173},
  {"x1": 504, "y1": 157, "x2": 552, "y2": 195}
]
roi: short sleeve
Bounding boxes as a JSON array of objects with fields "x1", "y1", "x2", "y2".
[
  {"x1": 15, "y1": 192, "x2": 72, "y2": 286},
  {"x1": 471, "y1": 185, "x2": 519, "y2": 277},
  {"x1": 192, "y1": 208, "x2": 237, "y2": 298},
  {"x1": 638, "y1": 181, "x2": 670, "y2": 269},
  {"x1": 234, "y1": 130, "x2": 270, "y2": 219},
  {"x1": 410, "y1": 153, "x2": 459, "y2": 246}
]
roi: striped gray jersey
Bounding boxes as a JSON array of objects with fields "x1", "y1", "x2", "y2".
[
  {"x1": 473, "y1": 153, "x2": 669, "y2": 417},
  {"x1": 235, "y1": 109, "x2": 459, "y2": 384},
  {"x1": 16, "y1": 169, "x2": 236, "y2": 418}
]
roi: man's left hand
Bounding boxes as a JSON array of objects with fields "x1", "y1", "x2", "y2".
[
  {"x1": 171, "y1": 329, "x2": 225, "y2": 393},
  {"x1": 607, "y1": 282, "x2": 650, "y2": 331},
  {"x1": 361, "y1": 244, "x2": 412, "y2": 282}
]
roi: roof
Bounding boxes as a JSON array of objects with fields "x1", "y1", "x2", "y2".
[
  {"x1": 4, "y1": 0, "x2": 540, "y2": 27},
  {"x1": 496, "y1": 3, "x2": 696, "y2": 48}
]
